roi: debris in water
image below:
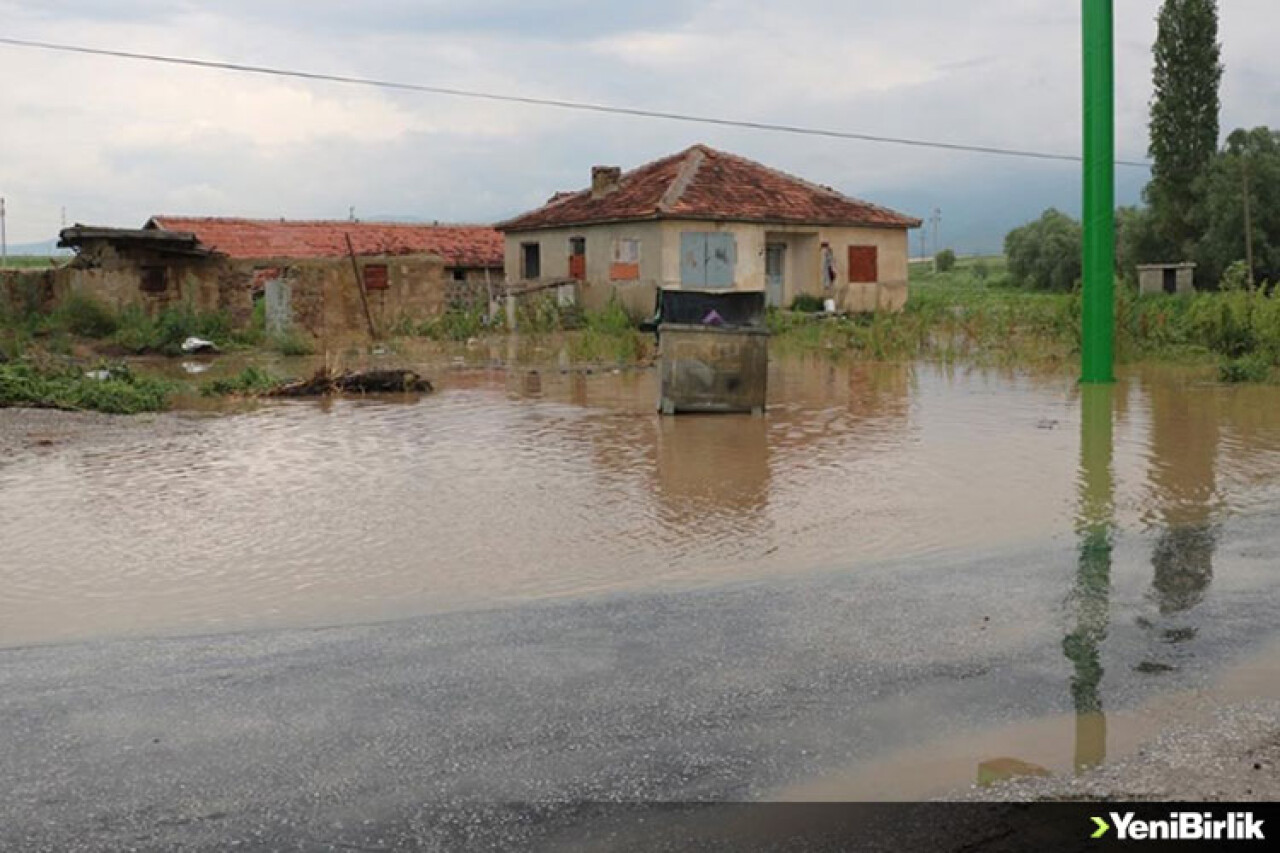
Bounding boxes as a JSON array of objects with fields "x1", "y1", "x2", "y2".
[
  {"x1": 268, "y1": 367, "x2": 433, "y2": 397},
  {"x1": 181, "y1": 337, "x2": 220, "y2": 354},
  {"x1": 181, "y1": 362, "x2": 211, "y2": 375}
]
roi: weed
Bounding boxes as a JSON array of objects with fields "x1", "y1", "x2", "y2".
[
  {"x1": 0, "y1": 360, "x2": 172, "y2": 414},
  {"x1": 201, "y1": 366, "x2": 281, "y2": 397}
]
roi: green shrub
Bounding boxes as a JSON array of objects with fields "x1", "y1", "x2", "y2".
[
  {"x1": 790, "y1": 294, "x2": 826, "y2": 313},
  {"x1": 57, "y1": 295, "x2": 118, "y2": 338},
  {"x1": 1219, "y1": 354, "x2": 1271, "y2": 383},
  {"x1": 201, "y1": 365, "x2": 280, "y2": 397},
  {"x1": 111, "y1": 304, "x2": 234, "y2": 355},
  {"x1": 0, "y1": 360, "x2": 172, "y2": 413},
  {"x1": 935, "y1": 249, "x2": 957, "y2": 273},
  {"x1": 268, "y1": 329, "x2": 315, "y2": 356}
]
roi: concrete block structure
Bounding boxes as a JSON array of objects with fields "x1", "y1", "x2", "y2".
[{"x1": 1138, "y1": 262, "x2": 1197, "y2": 296}]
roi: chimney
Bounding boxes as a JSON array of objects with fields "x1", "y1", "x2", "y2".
[{"x1": 591, "y1": 166, "x2": 622, "y2": 199}]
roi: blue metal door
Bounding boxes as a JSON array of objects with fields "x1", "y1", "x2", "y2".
[{"x1": 680, "y1": 232, "x2": 737, "y2": 289}]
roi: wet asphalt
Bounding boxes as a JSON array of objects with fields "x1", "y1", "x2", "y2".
[{"x1": 4, "y1": 517, "x2": 1280, "y2": 852}]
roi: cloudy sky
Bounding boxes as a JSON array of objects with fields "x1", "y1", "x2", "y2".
[{"x1": 0, "y1": 0, "x2": 1275, "y2": 253}]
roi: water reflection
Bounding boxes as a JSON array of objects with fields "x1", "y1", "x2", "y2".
[
  {"x1": 1065, "y1": 384, "x2": 1115, "y2": 772},
  {"x1": 5, "y1": 359, "x2": 1280, "y2": 652},
  {"x1": 1145, "y1": 381, "x2": 1219, "y2": 621}
]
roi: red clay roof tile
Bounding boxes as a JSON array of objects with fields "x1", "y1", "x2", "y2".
[
  {"x1": 145, "y1": 217, "x2": 504, "y2": 268},
  {"x1": 496, "y1": 145, "x2": 921, "y2": 232}
]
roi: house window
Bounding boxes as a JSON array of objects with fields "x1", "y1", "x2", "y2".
[
  {"x1": 521, "y1": 242, "x2": 541, "y2": 280},
  {"x1": 140, "y1": 266, "x2": 168, "y2": 293},
  {"x1": 680, "y1": 232, "x2": 736, "y2": 288},
  {"x1": 848, "y1": 246, "x2": 879, "y2": 283},
  {"x1": 569, "y1": 237, "x2": 586, "y2": 280},
  {"x1": 611, "y1": 238, "x2": 641, "y2": 281},
  {"x1": 452, "y1": 268, "x2": 467, "y2": 282}
]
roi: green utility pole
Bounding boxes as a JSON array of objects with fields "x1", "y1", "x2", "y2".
[{"x1": 1082, "y1": 0, "x2": 1115, "y2": 384}]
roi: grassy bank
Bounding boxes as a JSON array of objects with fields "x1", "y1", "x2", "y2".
[
  {"x1": 769, "y1": 255, "x2": 1280, "y2": 381},
  {"x1": 0, "y1": 360, "x2": 172, "y2": 414}
]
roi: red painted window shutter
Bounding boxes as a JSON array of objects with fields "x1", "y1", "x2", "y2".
[
  {"x1": 364, "y1": 264, "x2": 389, "y2": 290},
  {"x1": 848, "y1": 246, "x2": 878, "y2": 283}
]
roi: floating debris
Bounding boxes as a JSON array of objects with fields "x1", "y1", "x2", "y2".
[
  {"x1": 181, "y1": 337, "x2": 220, "y2": 355},
  {"x1": 268, "y1": 367, "x2": 433, "y2": 397}
]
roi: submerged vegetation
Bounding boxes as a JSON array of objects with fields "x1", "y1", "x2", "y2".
[
  {"x1": 0, "y1": 360, "x2": 172, "y2": 414},
  {"x1": 769, "y1": 256, "x2": 1280, "y2": 380}
]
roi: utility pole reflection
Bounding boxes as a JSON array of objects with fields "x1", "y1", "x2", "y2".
[{"x1": 1064, "y1": 384, "x2": 1115, "y2": 771}]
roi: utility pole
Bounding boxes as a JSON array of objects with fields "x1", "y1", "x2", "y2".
[
  {"x1": 1081, "y1": 0, "x2": 1115, "y2": 384},
  {"x1": 1242, "y1": 156, "x2": 1256, "y2": 288},
  {"x1": 931, "y1": 208, "x2": 942, "y2": 257}
]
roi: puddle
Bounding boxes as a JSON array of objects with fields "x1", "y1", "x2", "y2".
[{"x1": 774, "y1": 636, "x2": 1280, "y2": 801}]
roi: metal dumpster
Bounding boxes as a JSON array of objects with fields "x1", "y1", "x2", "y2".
[{"x1": 655, "y1": 289, "x2": 768, "y2": 415}]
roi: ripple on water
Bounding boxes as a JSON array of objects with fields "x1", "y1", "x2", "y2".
[{"x1": 4, "y1": 360, "x2": 1280, "y2": 646}]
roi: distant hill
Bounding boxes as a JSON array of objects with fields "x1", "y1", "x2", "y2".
[{"x1": 4, "y1": 239, "x2": 71, "y2": 257}]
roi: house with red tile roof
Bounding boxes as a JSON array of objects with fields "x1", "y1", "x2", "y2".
[
  {"x1": 496, "y1": 145, "x2": 921, "y2": 316},
  {"x1": 57, "y1": 218, "x2": 505, "y2": 339}
]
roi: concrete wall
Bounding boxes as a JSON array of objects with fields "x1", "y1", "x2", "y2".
[
  {"x1": 505, "y1": 220, "x2": 912, "y2": 315},
  {"x1": 37, "y1": 241, "x2": 452, "y2": 340},
  {"x1": 253, "y1": 254, "x2": 447, "y2": 342},
  {"x1": 503, "y1": 222, "x2": 663, "y2": 317},
  {"x1": 1, "y1": 269, "x2": 60, "y2": 316}
]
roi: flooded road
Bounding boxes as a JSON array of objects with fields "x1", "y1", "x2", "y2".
[
  {"x1": 2, "y1": 356, "x2": 1280, "y2": 650},
  {"x1": 5, "y1": 353, "x2": 1280, "y2": 843}
]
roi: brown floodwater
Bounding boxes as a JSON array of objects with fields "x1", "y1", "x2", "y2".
[{"x1": 2, "y1": 356, "x2": 1280, "y2": 650}]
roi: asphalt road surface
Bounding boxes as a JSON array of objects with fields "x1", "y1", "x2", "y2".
[{"x1": 4, "y1": 527, "x2": 1278, "y2": 851}]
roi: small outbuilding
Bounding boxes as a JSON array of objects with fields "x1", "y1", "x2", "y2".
[
  {"x1": 496, "y1": 144, "x2": 922, "y2": 317},
  {"x1": 1138, "y1": 262, "x2": 1197, "y2": 296}
]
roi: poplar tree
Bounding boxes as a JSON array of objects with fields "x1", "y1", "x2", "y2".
[{"x1": 1146, "y1": 0, "x2": 1223, "y2": 257}]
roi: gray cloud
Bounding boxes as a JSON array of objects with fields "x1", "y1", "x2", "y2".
[{"x1": 0, "y1": 0, "x2": 1275, "y2": 250}]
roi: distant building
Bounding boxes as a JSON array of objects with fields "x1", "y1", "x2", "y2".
[
  {"x1": 56, "y1": 218, "x2": 504, "y2": 338},
  {"x1": 1138, "y1": 262, "x2": 1197, "y2": 296},
  {"x1": 497, "y1": 144, "x2": 921, "y2": 316}
]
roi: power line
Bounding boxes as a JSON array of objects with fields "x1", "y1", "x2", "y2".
[{"x1": 0, "y1": 36, "x2": 1152, "y2": 169}]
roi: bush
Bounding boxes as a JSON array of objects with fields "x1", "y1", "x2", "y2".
[
  {"x1": 112, "y1": 304, "x2": 234, "y2": 356},
  {"x1": 0, "y1": 360, "x2": 172, "y2": 413},
  {"x1": 935, "y1": 249, "x2": 957, "y2": 273},
  {"x1": 57, "y1": 295, "x2": 118, "y2": 338},
  {"x1": 201, "y1": 365, "x2": 280, "y2": 397},
  {"x1": 268, "y1": 329, "x2": 315, "y2": 356},
  {"x1": 790, "y1": 294, "x2": 826, "y2": 313},
  {"x1": 1219, "y1": 354, "x2": 1271, "y2": 383},
  {"x1": 412, "y1": 308, "x2": 488, "y2": 341}
]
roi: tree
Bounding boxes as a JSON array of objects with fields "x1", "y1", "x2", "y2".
[
  {"x1": 1146, "y1": 0, "x2": 1223, "y2": 258},
  {"x1": 934, "y1": 249, "x2": 957, "y2": 273},
  {"x1": 1195, "y1": 127, "x2": 1280, "y2": 286},
  {"x1": 1116, "y1": 206, "x2": 1163, "y2": 280},
  {"x1": 1004, "y1": 209, "x2": 1083, "y2": 291}
]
